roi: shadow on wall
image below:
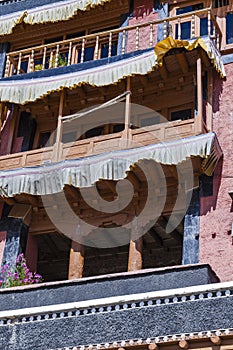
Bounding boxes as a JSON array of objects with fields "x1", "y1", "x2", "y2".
[
  {"x1": 212, "y1": 71, "x2": 224, "y2": 115},
  {"x1": 199, "y1": 71, "x2": 224, "y2": 215},
  {"x1": 200, "y1": 148, "x2": 223, "y2": 216},
  {"x1": 132, "y1": 0, "x2": 154, "y2": 19}
]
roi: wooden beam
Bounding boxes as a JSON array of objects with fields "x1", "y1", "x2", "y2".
[
  {"x1": 128, "y1": 236, "x2": 143, "y2": 271},
  {"x1": 68, "y1": 240, "x2": 84, "y2": 279},
  {"x1": 3, "y1": 197, "x2": 16, "y2": 206},
  {"x1": 148, "y1": 343, "x2": 158, "y2": 350},
  {"x1": 6, "y1": 106, "x2": 18, "y2": 155},
  {"x1": 158, "y1": 216, "x2": 183, "y2": 243},
  {"x1": 206, "y1": 69, "x2": 213, "y2": 132},
  {"x1": 179, "y1": 340, "x2": 189, "y2": 349},
  {"x1": 128, "y1": 217, "x2": 143, "y2": 271},
  {"x1": 104, "y1": 180, "x2": 117, "y2": 197},
  {"x1": 200, "y1": 50, "x2": 210, "y2": 69},
  {"x1": 210, "y1": 336, "x2": 221, "y2": 346},
  {"x1": 159, "y1": 64, "x2": 168, "y2": 80},
  {"x1": 54, "y1": 89, "x2": 65, "y2": 161},
  {"x1": 176, "y1": 53, "x2": 189, "y2": 74},
  {"x1": 148, "y1": 228, "x2": 163, "y2": 247}
]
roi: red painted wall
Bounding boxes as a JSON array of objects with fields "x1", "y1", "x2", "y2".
[
  {"x1": 127, "y1": 0, "x2": 158, "y2": 52},
  {"x1": 199, "y1": 63, "x2": 233, "y2": 281}
]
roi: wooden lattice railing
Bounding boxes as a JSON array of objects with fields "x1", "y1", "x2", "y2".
[{"x1": 4, "y1": 7, "x2": 222, "y2": 78}]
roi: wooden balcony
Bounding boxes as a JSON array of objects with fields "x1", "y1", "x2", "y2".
[
  {"x1": 0, "y1": 118, "x2": 201, "y2": 171},
  {"x1": 4, "y1": 7, "x2": 222, "y2": 78}
]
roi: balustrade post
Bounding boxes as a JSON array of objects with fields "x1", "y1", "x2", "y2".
[
  {"x1": 108, "y1": 32, "x2": 113, "y2": 57},
  {"x1": 149, "y1": 24, "x2": 153, "y2": 47},
  {"x1": 207, "y1": 9, "x2": 211, "y2": 37},
  {"x1": 81, "y1": 38, "x2": 85, "y2": 63},
  {"x1": 178, "y1": 17, "x2": 181, "y2": 40},
  {"x1": 17, "y1": 52, "x2": 22, "y2": 75},
  {"x1": 4, "y1": 55, "x2": 10, "y2": 77},
  {"x1": 49, "y1": 51, "x2": 53, "y2": 69},
  {"x1": 191, "y1": 15, "x2": 195, "y2": 38},
  {"x1": 42, "y1": 47, "x2": 47, "y2": 70},
  {"x1": 94, "y1": 36, "x2": 99, "y2": 60},
  {"x1": 54, "y1": 44, "x2": 60, "y2": 68},
  {"x1": 163, "y1": 20, "x2": 167, "y2": 39},
  {"x1": 29, "y1": 50, "x2": 34, "y2": 72},
  {"x1": 124, "y1": 77, "x2": 131, "y2": 140},
  {"x1": 122, "y1": 30, "x2": 126, "y2": 54},
  {"x1": 67, "y1": 42, "x2": 72, "y2": 65},
  {"x1": 136, "y1": 27, "x2": 139, "y2": 51}
]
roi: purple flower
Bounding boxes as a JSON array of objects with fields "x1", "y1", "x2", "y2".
[{"x1": 13, "y1": 273, "x2": 19, "y2": 279}]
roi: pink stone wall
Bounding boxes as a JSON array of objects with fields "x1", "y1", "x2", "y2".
[
  {"x1": 199, "y1": 63, "x2": 233, "y2": 281},
  {"x1": 0, "y1": 231, "x2": 6, "y2": 265},
  {"x1": 127, "y1": 0, "x2": 158, "y2": 52}
]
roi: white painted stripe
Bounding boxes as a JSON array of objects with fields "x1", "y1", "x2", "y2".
[{"x1": 0, "y1": 280, "x2": 232, "y2": 320}]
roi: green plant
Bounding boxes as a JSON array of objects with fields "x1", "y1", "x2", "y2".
[
  {"x1": 49, "y1": 54, "x2": 68, "y2": 68},
  {"x1": 34, "y1": 64, "x2": 43, "y2": 71}
]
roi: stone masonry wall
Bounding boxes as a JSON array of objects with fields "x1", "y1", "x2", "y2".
[
  {"x1": 199, "y1": 63, "x2": 233, "y2": 281},
  {"x1": 127, "y1": 0, "x2": 158, "y2": 52}
]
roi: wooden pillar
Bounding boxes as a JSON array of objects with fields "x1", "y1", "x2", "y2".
[
  {"x1": 124, "y1": 77, "x2": 131, "y2": 139},
  {"x1": 68, "y1": 241, "x2": 84, "y2": 279},
  {"x1": 195, "y1": 57, "x2": 203, "y2": 134},
  {"x1": 128, "y1": 236, "x2": 143, "y2": 271},
  {"x1": 128, "y1": 217, "x2": 143, "y2": 271},
  {"x1": 206, "y1": 69, "x2": 213, "y2": 132},
  {"x1": 54, "y1": 90, "x2": 65, "y2": 161}
]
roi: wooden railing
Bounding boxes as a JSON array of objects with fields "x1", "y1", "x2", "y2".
[
  {"x1": 4, "y1": 7, "x2": 222, "y2": 78},
  {"x1": 0, "y1": 118, "x2": 198, "y2": 171}
]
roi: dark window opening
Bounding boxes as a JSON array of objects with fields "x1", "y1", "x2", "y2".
[
  {"x1": 38, "y1": 131, "x2": 51, "y2": 148},
  {"x1": 44, "y1": 36, "x2": 63, "y2": 45},
  {"x1": 66, "y1": 31, "x2": 86, "y2": 40},
  {"x1": 62, "y1": 131, "x2": 77, "y2": 144},
  {"x1": 37, "y1": 233, "x2": 71, "y2": 282},
  {"x1": 171, "y1": 109, "x2": 192, "y2": 121},
  {"x1": 141, "y1": 115, "x2": 160, "y2": 127},
  {"x1": 112, "y1": 124, "x2": 125, "y2": 133},
  {"x1": 85, "y1": 126, "x2": 104, "y2": 138},
  {"x1": 226, "y1": 13, "x2": 233, "y2": 44},
  {"x1": 17, "y1": 111, "x2": 37, "y2": 152},
  {"x1": 176, "y1": 4, "x2": 208, "y2": 40},
  {"x1": 83, "y1": 244, "x2": 130, "y2": 277},
  {"x1": 212, "y1": 0, "x2": 229, "y2": 8}
]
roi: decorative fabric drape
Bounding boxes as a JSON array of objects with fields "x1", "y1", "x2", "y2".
[
  {"x1": 0, "y1": 133, "x2": 222, "y2": 197},
  {"x1": 0, "y1": 37, "x2": 225, "y2": 105},
  {"x1": 154, "y1": 36, "x2": 225, "y2": 78},
  {"x1": 0, "y1": 0, "x2": 112, "y2": 35}
]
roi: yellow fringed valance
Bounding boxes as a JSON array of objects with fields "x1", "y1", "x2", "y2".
[
  {"x1": 0, "y1": 11, "x2": 27, "y2": 36},
  {"x1": 0, "y1": 133, "x2": 222, "y2": 198},
  {"x1": 0, "y1": 37, "x2": 225, "y2": 105},
  {"x1": 0, "y1": 50, "x2": 157, "y2": 105},
  {"x1": 0, "y1": 0, "x2": 112, "y2": 35},
  {"x1": 154, "y1": 36, "x2": 225, "y2": 78},
  {"x1": 25, "y1": 0, "x2": 112, "y2": 25}
]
